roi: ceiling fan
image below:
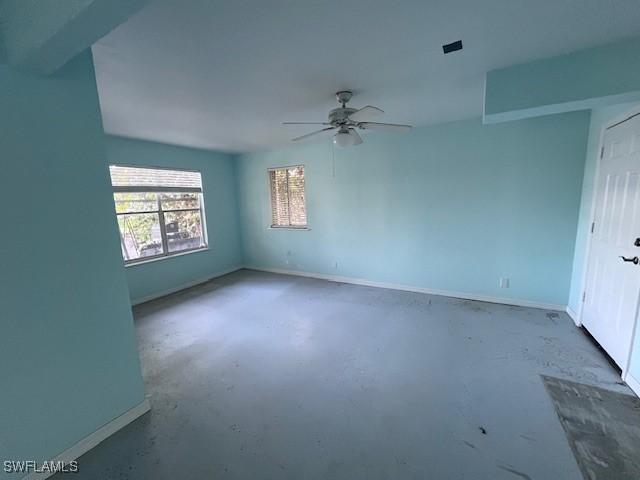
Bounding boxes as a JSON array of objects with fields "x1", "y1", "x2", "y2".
[{"x1": 283, "y1": 91, "x2": 412, "y2": 147}]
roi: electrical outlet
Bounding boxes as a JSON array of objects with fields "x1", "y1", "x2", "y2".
[{"x1": 499, "y1": 277, "x2": 510, "y2": 289}]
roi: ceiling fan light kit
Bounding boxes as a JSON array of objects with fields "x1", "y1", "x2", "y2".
[
  {"x1": 333, "y1": 127, "x2": 362, "y2": 147},
  {"x1": 284, "y1": 91, "x2": 412, "y2": 147}
]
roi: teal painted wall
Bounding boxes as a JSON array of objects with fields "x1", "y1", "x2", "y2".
[
  {"x1": 0, "y1": 51, "x2": 145, "y2": 472},
  {"x1": 104, "y1": 136, "x2": 243, "y2": 303},
  {"x1": 485, "y1": 36, "x2": 640, "y2": 123},
  {"x1": 236, "y1": 112, "x2": 590, "y2": 307}
]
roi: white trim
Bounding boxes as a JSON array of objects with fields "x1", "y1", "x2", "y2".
[
  {"x1": 268, "y1": 226, "x2": 310, "y2": 231},
  {"x1": 623, "y1": 372, "x2": 640, "y2": 398},
  {"x1": 566, "y1": 306, "x2": 580, "y2": 326},
  {"x1": 622, "y1": 289, "x2": 640, "y2": 379},
  {"x1": 125, "y1": 246, "x2": 209, "y2": 268},
  {"x1": 130, "y1": 265, "x2": 243, "y2": 306},
  {"x1": 603, "y1": 106, "x2": 640, "y2": 132},
  {"x1": 24, "y1": 399, "x2": 151, "y2": 480},
  {"x1": 574, "y1": 122, "x2": 605, "y2": 324},
  {"x1": 246, "y1": 266, "x2": 565, "y2": 311},
  {"x1": 481, "y1": 74, "x2": 487, "y2": 123}
]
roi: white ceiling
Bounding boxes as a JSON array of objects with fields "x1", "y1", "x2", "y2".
[{"x1": 93, "y1": 0, "x2": 640, "y2": 153}]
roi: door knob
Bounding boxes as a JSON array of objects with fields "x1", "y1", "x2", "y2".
[
  {"x1": 620, "y1": 256, "x2": 639, "y2": 264},
  {"x1": 635, "y1": 238, "x2": 640, "y2": 247}
]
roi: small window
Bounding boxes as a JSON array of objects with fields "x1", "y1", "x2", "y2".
[
  {"x1": 269, "y1": 165, "x2": 307, "y2": 228},
  {"x1": 109, "y1": 165, "x2": 208, "y2": 264}
]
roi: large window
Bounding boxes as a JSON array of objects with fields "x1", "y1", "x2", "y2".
[
  {"x1": 269, "y1": 165, "x2": 307, "y2": 228},
  {"x1": 109, "y1": 165, "x2": 208, "y2": 264}
]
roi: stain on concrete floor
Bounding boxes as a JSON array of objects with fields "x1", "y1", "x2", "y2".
[
  {"x1": 543, "y1": 375, "x2": 640, "y2": 480},
  {"x1": 56, "y1": 269, "x2": 633, "y2": 480}
]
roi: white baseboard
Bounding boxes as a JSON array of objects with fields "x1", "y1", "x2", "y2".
[
  {"x1": 24, "y1": 398, "x2": 151, "y2": 480},
  {"x1": 624, "y1": 372, "x2": 640, "y2": 398},
  {"x1": 565, "y1": 306, "x2": 581, "y2": 326},
  {"x1": 131, "y1": 265, "x2": 243, "y2": 306},
  {"x1": 246, "y1": 266, "x2": 566, "y2": 311}
]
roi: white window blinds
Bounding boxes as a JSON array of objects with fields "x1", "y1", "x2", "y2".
[
  {"x1": 109, "y1": 165, "x2": 202, "y2": 192},
  {"x1": 269, "y1": 165, "x2": 307, "y2": 227}
]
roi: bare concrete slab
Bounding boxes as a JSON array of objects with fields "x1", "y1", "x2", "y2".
[
  {"x1": 56, "y1": 269, "x2": 633, "y2": 479},
  {"x1": 543, "y1": 375, "x2": 640, "y2": 480}
]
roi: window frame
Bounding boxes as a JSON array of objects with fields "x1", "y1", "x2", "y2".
[
  {"x1": 110, "y1": 164, "x2": 209, "y2": 266},
  {"x1": 267, "y1": 165, "x2": 309, "y2": 230}
]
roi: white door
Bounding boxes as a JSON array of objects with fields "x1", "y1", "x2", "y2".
[{"x1": 583, "y1": 113, "x2": 640, "y2": 369}]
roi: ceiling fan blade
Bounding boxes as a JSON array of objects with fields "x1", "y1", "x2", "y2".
[
  {"x1": 348, "y1": 106, "x2": 384, "y2": 122},
  {"x1": 292, "y1": 127, "x2": 336, "y2": 142},
  {"x1": 283, "y1": 122, "x2": 330, "y2": 125},
  {"x1": 349, "y1": 128, "x2": 363, "y2": 145},
  {"x1": 358, "y1": 122, "x2": 412, "y2": 133}
]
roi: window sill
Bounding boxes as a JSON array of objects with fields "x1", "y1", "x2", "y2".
[
  {"x1": 268, "y1": 226, "x2": 310, "y2": 231},
  {"x1": 124, "y1": 247, "x2": 209, "y2": 268}
]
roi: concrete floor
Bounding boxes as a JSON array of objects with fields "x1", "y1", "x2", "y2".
[{"x1": 63, "y1": 269, "x2": 631, "y2": 479}]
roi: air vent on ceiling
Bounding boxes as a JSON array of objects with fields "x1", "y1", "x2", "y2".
[{"x1": 442, "y1": 40, "x2": 463, "y2": 54}]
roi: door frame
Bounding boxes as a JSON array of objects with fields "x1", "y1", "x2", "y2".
[{"x1": 576, "y1": 104, "x2": 640, "y2": 383}]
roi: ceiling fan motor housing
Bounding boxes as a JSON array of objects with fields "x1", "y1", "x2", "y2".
[{"x1": 329, "y1": 107, "x2": 357, "y2": 125}]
